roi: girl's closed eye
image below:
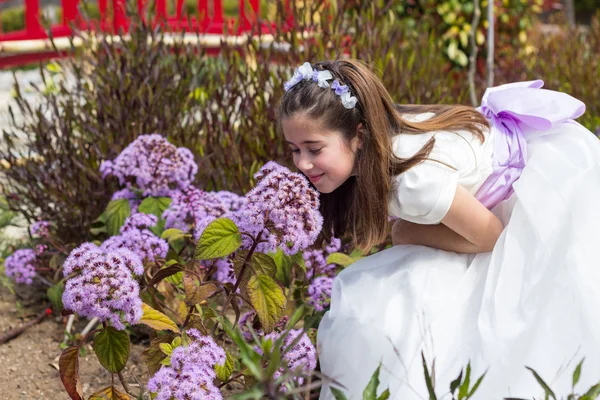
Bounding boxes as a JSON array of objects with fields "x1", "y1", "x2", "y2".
[{"x1": 310, "y1": 148, "x2": 323, "y2": 154}]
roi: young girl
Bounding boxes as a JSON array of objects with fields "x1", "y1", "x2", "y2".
[{"x1": 279, "y1": 59, "x2": 600, "y2": 399}]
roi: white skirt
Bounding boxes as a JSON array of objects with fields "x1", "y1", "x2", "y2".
[{"x1": 317, "y1": 121, "x2": 600, "y2": 400}]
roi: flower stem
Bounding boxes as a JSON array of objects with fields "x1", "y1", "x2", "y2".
[{"x1": 211, "y1": 231, "x2": 262, "y2": 336}]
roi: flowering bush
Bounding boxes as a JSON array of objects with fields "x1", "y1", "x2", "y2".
[{"x1": 27, "y1": 134, "x2": 340, "y2": 399}]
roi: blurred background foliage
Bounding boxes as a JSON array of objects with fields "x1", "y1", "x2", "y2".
[{"x1": 0, "y1": 0, "x2": 598, "y2": 250}]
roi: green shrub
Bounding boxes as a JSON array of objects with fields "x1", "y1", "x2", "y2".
[
  {"x1": 0, "y1": 6, "x2": 25, "y2": 33},
  {"x1": 495, "y1": 12, "x2": 600, "y2": 131}
]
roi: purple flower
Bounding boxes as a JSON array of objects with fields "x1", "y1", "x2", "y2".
[
  {"x1": 307, "y1": 276, "x2": 333, "y2": 311},
  {"x1": 212, "y1": 258, "x2": 234, "y2": 284},
  {"x1": 215, "y1": 191, "x2": 247, "y2": 212},
  {"x1": 101, "y1": 214, "x2": 168, "y2": 263},
  {"x1": 257, "y1": 329, "x2": 317, "y2": 389},
  {"x1": 4, "y1": 249, "x2": 37, "y2": 285},
  {"x1": 227, "y1": 162, "x2": 323, "y2": 255},
  {"x1": 304, "y1": 237, "x2": 341, "y2": 280},
  {"x1": 30, "y1": 221, "x2": 50, "y2": 238},
  {"x1": 147, "y1": 329, "x2": 226, "y2": 400},
  {"x1": 35, "y1": 244, "x2": 48, "y2": 256},
  {"x1": 331, "y1": 79, "x2": 349, "y2": 95},
  {"x1": 100, "y1": 134, "x2": 198, "y2": 197},
  {"x1": 62, "y1": 243, "x2": 143, "y2": 330},
  {"x1": 163, "y1": 187, "x2": 228, "y2": 233}
]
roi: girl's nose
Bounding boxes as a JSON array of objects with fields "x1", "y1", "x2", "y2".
[{"x1": 297, "y1": 155, "x2": 314, "y2": 172}]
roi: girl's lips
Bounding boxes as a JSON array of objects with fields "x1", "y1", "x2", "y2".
[{"x1": 308, "y1": 173, "x2": 324, "y2": 183}]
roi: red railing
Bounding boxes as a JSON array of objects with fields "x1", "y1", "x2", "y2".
[{"x1": 0, "y1": 0, "x2": 285, "y2": 67}]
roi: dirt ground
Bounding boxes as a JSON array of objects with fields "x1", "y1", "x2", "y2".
[{"x1": 0, "y1": 285, "x2": 148, "y2": 400}]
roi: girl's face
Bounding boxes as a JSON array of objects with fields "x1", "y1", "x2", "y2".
[{"x1": 282, "y1": 114, "x2": 361, "y2": 193}]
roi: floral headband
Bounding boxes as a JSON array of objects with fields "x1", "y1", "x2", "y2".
[{"x1": 283, "y1": 62, "x2": 358, "y2": 109}]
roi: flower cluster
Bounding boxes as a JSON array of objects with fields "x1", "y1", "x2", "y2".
[
  {"x1": 62, "y1": 243, "x2": 144, "y2": 330},
  {"x1": 100, "y1": 134, "x2": 198, "y2": 197},
  {"x1": 307, "y1": 276, "x2": 334, "y2": 311},
  {"x1": 101, "y1": 214, "x2": 168, "y2": 263},
  {"x1": 163, "y1": 187, "x2": 228, "y2": 233},
  {"x1": 257, "y1": 329, "x2": 317, "y2": 389},
  {"x1": 226, "y1": 162, "x2": 323, "y2": 255},
  {"x1": 4, "y1": 249, "x2": 37, "y2": 285},
  {"x1": 30, "y1": 220, "x2": 50, "y2": 238},
  {"x1": 147, "y1": 329, "x2": 226, "y2": 400},
  {"x1": 304, "y1": 237, "x2": 341, "y2": 280}
]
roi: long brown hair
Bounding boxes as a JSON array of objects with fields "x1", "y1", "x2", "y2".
[{"x1": 277, "y1": 59, "x2": 489, "y2": 252}]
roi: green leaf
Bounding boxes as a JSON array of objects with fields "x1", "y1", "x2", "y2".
[
  {"x1": 327, "y1": 252, "x2": 355, "y2": 268},
  {"x1": 46, "y1": 62, "x2": 62, "y2": 73},
  {"x1": 195, "y1": 218, "x2": 241, "y2": 260},
  {"x1": 290, "y1": 251, "x2": 306, "y2": 274},
  {"x1": 247, "y1": 275, "x2": 286, "y2": 333},
  {"x1": 138, "y1": 197, "x2": 172, "y2": 218},
  {"x1": 59, "y1": 346, "x2": 84, "y2": 400},
  {"x1": 363, "y1": 364, "x2": 381, "y2": 400},
  {"x1": 330, "y1": 387, "x2": 348, "y2": 400},
  {"x1": 287, "y1": 305, "x2": 305, "y2": 330},
  {"x1": 93, "y1": 326, "x2": 130, "y2": 373},
  {"x1": 159, "y1": 343, "x2": 173, "y2": 356},
  {"x1": 161, "y1": 228, "x2": 188, "y2": 253},
  {"x1": 449, "y1": 370, "x2": 463, "y2": 395},
  {"x1": 377, "y1": 389, "x2": 390, "y2": 400},
  {"x1": 138, "y1": 303, "x2": 180, "y2": 333},
  {"x1": 422, "y1": 353, "x2": 437, "y2": 400},
  {"x1": 458, "y1": 363, "x2": 471, "y2": 399},
  {"x1": 104, "y1": 199, "x2": 131, "y2": 236},
  {"x1": 251, "y1": 252, "x2": 277, "y2": 277},
  {"x1": 583, "y1": 383, "x2": 600, "y2": 398},
  {"x1": 215, "y1": 349, "x2": 235, "y2": 382},
  {"x1": 525, "y1": 366, "x2": 556, "y2": 400},
  {"x1": 271, "y1": 249, "x2": 291, "y2": 285},
  {"x1": 573, "y1": 359, "x2": 584, "y2": 389},
  {"x1": 88, "y1": 385, "x2": 129, "y2": 399},
  {"x1": 147, "y1": 264, "x2": 184, "y2": 287},
  {"x1": 141, "y1": 334, "x2": 174, "y2": 375},
  {"x1": 468, "y1": 370, "x2": 487, "y2": 398},
  {"x1": 270, "y1": 249, "x2": 305, "y2": 286},
  {"x1": 47, "y1": 282, "x2": 64, "y2": 311}
]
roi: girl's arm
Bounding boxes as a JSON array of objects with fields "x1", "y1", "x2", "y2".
[{"x1": 392, "y1": 185, "x2": 504, "y2": 253}]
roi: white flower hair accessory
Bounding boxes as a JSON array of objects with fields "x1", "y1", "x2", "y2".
[{"x1": 283, "y1": 62, "x2": 358, "y2": 109}]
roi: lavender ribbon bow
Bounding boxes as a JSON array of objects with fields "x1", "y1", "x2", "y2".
[{"x1": 475, "y1": 80, "x2": 586, "y2": 209}]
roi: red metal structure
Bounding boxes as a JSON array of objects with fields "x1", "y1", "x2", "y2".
[{"x1": 0, "y1": 0, "x2": 280, "y2": 68}]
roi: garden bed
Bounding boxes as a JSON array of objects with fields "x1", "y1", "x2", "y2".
[{"x1": 0, "y1": 286, "x2": 147, "y2": 400}]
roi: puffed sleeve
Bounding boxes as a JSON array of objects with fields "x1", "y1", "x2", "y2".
[{"x1": 389, "y1": 161, "x2": 458, "y2": 225}]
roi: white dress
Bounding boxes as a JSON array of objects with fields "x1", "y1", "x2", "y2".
[{"x1": 317, "y1": 82, "x2": 600, "y2": 400}]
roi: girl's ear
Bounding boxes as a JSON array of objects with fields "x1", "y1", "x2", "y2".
[{"x1": 355, "y1": 123, "x2": 364, "y2": 151}]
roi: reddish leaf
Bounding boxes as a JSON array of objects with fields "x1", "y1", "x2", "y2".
[
  {"x1": 146, "y1": 264, "x2": 184, "y2": 287},
  {"x1": 59, "y1": 346, "x2": 84, "y2": 400}
]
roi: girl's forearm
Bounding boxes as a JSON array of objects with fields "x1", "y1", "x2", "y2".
[{"x1": 392, "y1": 220, "x2": 497, "y2": 254}]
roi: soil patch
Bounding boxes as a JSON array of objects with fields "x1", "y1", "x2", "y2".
[{"x1": 0, "y1": 285, "x2": 148, "y2": 400}]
